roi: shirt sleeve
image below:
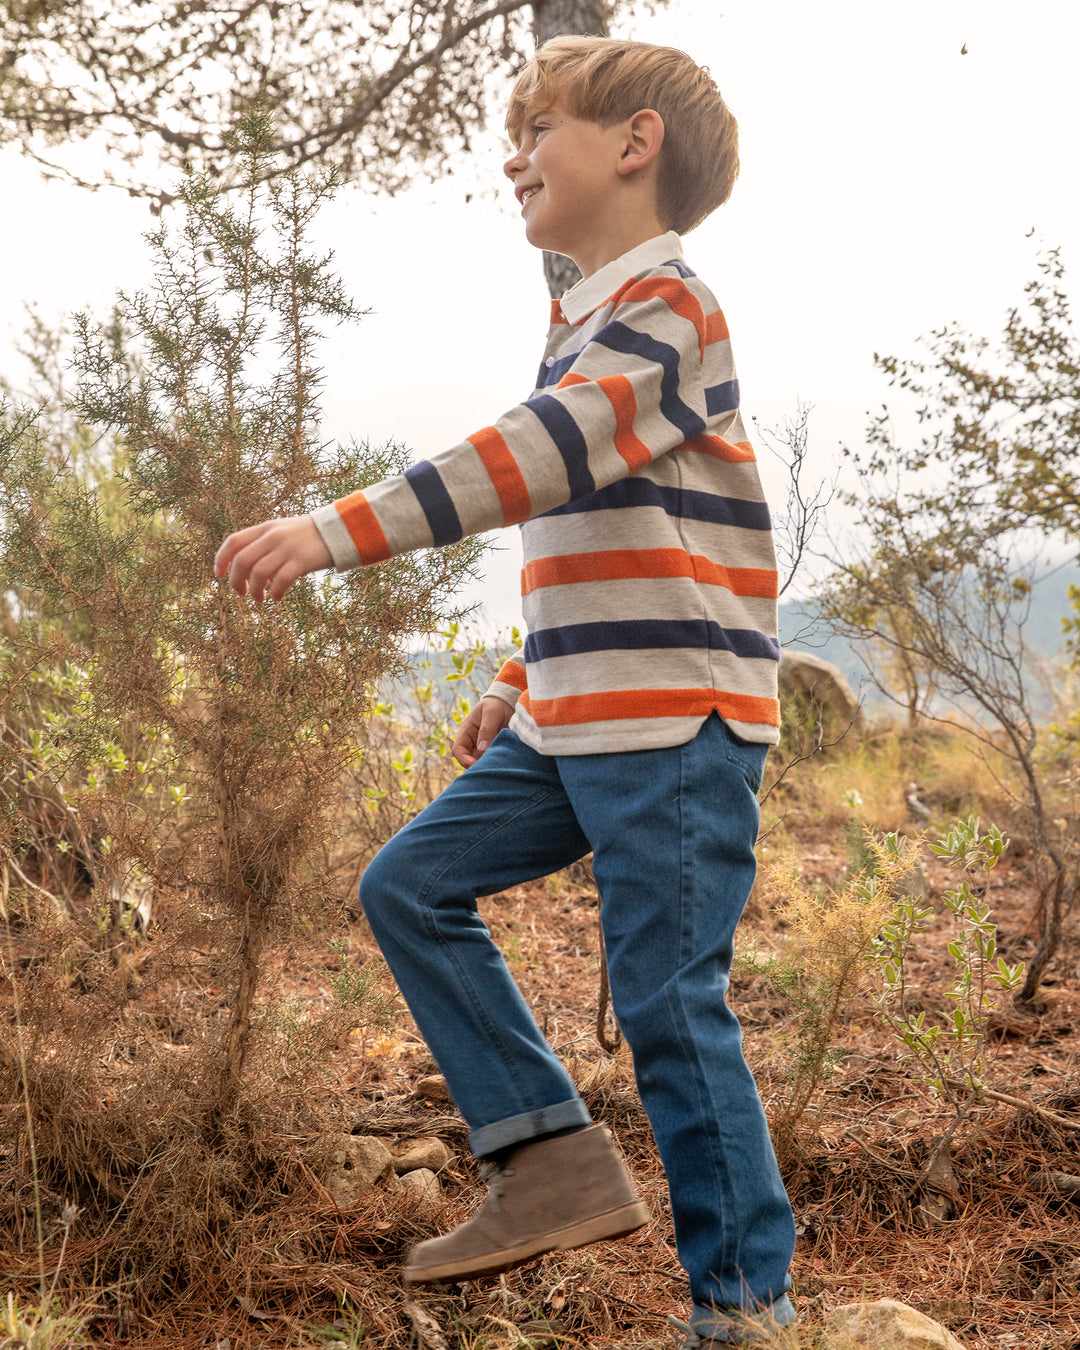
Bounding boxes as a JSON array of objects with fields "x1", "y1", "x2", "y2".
[
  {"x1": 311, "y1": 272, "x2": 709, "y2": 570},
  {"x1": 483, "y1": 651, "x2": 528, "y2": 708}
]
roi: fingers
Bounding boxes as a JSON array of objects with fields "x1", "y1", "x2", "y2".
[
  {"x1": 213, "y1": 521, "x2": 271, "y2": 588},
  {"x1": 452, "y1": 704, "x2": 484, "y2": 768},
  {"x1": 477, "y1": 697, "x2": 512, "y2": 753},
  {"x1": 453, "y1": 697, "x2": 513, "y2": 768},
  {"x1": 214, "y1": 517, "x2": 332, "y2": 602}
]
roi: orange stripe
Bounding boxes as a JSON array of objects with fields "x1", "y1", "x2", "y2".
[
  {"x1": 550, "y1": 300, "x2": 569, "y2": 325},
  {"x1": 556, "y1": 371, "x2": 652, "y2": 471},
  {"x1": 603, "y1": 275, "x2": 707, "y2": 359},
  {"x1": 335, "y1": 491, "x2": 391, "y2": 564},
  {"x1": 494, "y1": 659, "x2": 528, "y2": 692},
  {"x1": 601, "y1": 375, "x2": 652, "y2": 470},
  {"x1": 677, "y1": 434, "x2": 757, "y2": 462},
  {"x1": 704, "y1": 310, "x2": 730, "y2": 345},
  {"x1": 521, "y1": 549, "x2": 778, "y2": 599},
  {"x1": 522, "y1": 687, "x2": 780, "y2": 728},
  {"x1": 468, "y1": 427, "x2": 532, "y2": 525},
  {"x1": 604, "y1": 275, "x2": 644, "y2": 310}
]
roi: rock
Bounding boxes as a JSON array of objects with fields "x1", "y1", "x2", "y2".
[
  {"x1": 394, "y1": 1137, "x2": 451, "y2": 1174},
  {"x1": 404, "y1": 1300, "x2": 449, "y2": 1350},
  {"x1": 779, "y1": 650, "x2": 863, "y2": 734},
  {"x1": 323, "y1": 1133, "x2": 393, "y2": 1206},
  {"x1": 824, "y1": 1299, "x2": 966, "y2": 1350},
  {"x1": 415, "y1": 1074, "x2": 451, "y2": 1103},
  {"x1": 398, "y1": 1167, "x2": 442, "y2": 1208}
]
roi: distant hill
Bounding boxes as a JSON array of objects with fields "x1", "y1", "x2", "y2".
[{"x1": 780, "y1": 562, "x2": 1079, "y2": 715}]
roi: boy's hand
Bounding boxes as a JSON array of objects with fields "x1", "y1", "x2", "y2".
[
  {"x1": 453, "y1": 696, "x2": 514, "y2": 768},
  {"x1": 214, "y1": 515, "x2": 332, "y2": 602}
]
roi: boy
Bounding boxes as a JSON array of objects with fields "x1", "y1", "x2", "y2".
[{"x1": 215, "y1": 36, "x2": 796, "y2": 1345}]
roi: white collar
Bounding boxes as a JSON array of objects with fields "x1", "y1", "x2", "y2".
[{"x1": 558, "y1": 230, "x2": 685, "y2": 325}]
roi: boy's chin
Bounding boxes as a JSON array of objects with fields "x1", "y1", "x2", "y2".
[
  {"x1": 524, "y1": 218, "x2": 565, "y2": 255},
  {"x1": 525, "y1": 228, "x2": 573, "y2": 262}
]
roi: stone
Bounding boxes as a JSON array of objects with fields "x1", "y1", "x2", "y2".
[
  {"x1": 824, "y1": 1299, "x2": 966, "y2": 1350},
  {"x1": 398, "y1": 1167, "x2": 442, "y2": 1208},
  {"x1": 394, "y1": 1137, "x2": 451, "y2": 1174},
  {"x1": 323, "y1": 1133, "x2": 393, "y2": 1207},
  {"x1": 415, "y1": 1074, "x2": 451, "y2": 1103},
  {"x1": 779, "y1": 649, "x2": 863, "y2": 733}
]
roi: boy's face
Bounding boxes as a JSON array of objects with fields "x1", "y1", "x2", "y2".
[{"x1": 503, "y1": 100, "x2": 634, "y2": 277}]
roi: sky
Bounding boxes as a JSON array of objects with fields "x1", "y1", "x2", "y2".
[{"x1": 2, "y1": 0, "x2": 1078, "y2": 636}]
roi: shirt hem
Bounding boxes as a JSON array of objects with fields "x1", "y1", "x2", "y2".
[{"x1": 507, "y1": 708, "x2": 780, "y2": 756}]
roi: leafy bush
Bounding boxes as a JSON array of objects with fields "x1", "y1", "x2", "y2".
[{"x1": 0, "y1": 113, "x2": 480, "y2": 1302}]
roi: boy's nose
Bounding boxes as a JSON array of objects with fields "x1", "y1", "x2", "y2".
[{"x1": 503, "y1": 149, "x2": 526, "y2": 181}]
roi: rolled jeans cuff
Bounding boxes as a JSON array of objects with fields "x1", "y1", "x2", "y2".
[{"x1": 470, "y1": 1098, "x2": 592, "y2": 1158}]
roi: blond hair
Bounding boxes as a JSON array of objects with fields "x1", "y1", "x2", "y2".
[{"x1": 505, "y1": 35, "x2": 739, "y2": 235}]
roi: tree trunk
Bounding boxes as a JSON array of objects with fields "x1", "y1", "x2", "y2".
[
  {"x1": 1018, "y1": 866, "x2": 1071, "y2": 1004},
  {"x1": 530, "y1": 0, "x2": 610, "y2": 298},
  {"x1": 219, "y1": 894, "x2": 267, "y2": 1109}
]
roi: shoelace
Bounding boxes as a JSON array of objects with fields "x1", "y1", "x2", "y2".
[
  {"x1": 668, "y1": 1316, "x2": 705, "y2": 1349},
  {"x1": 667, "y1": 1312, "x2": 780, "y2": 1348},
  {"x1": 667, "y1": 1315, "x2": 757, "y2": 1348}
]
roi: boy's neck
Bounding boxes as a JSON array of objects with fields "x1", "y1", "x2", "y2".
[{"x1": 570, "y1": 211, "x2": 670, "y2": 280}]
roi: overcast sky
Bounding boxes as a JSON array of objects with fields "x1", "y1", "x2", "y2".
[{"x1": 2, "y1": 0, "x2": 1078, "y2": 634}]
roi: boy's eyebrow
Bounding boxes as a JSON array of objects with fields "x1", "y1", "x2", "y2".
[{"x1": 507, "y1": 105, "x2": 546, "y2": 150}]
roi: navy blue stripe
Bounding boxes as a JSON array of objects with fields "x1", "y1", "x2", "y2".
[
  {"x1": 542, "y1": 478, "x2": 772, "y2": 531},
  {"x1": 535, "y1": 349, "x2": 579, "y2": 389},
  {"x1": 405, "y1": 460, "x2": 462, "y2": 546},
  {"x1": 668, "y1": 259, "x2": 695, "y2": 279},
  {"x1": 705, "y1": 379, "x2": 740, "y2": 416},
  {"x1": 524, "y1": 619, "x2": 780, "y2": 664},
  {"x1": 526, "y1": 394, "x2": 595, "y2": 498},
  {"x1": 591, "y1": 321, "x2": 706, "y2": 441}
]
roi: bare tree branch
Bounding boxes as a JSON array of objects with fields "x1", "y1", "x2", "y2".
[{"x1": 0, "y1": 0, "x2": 557, "y2": 205}]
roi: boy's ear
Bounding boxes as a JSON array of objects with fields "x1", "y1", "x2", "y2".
[{"x1": 616, "y1": 108, "x2": 664, "y2": 177}]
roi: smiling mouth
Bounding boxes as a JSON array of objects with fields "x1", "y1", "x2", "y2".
[{"x1": 519, "y1": 186, "x2": 541, "y2": 207}]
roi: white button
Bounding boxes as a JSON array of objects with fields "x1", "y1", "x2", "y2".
[{"x1": 544, "y1": 356, "x2": 555, "y2": 367}]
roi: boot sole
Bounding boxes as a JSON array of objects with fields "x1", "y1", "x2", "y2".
[{"x1": 402, "y1": 1200, "x2": 650, "y2": 1284}]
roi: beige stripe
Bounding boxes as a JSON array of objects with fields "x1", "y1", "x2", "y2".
[
  {"x1": 521, "y1": 648, "x2": 778, "y2": 701},
  {"x1": 520, "y1": 577, "x2": 777, "y2": 636},
  {"x1": 509, "y1": 707, "x2": 779, "y2": 755}
]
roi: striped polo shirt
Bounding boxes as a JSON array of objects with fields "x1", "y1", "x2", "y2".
[{"x1": 311, "y1": 231, "x2": 780, "y2": 755}]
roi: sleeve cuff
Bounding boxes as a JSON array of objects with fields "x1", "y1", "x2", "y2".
[
  {"x1": 484, "y1": 656, "x2": 527, "y2": 709},
  {"x1": 310, "y1": 503, "x2": 361, "y2": 571}
]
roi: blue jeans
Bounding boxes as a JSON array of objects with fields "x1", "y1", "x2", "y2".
[{"x1": 359, "y1": 713, "x2": 796, "y2": 1333}]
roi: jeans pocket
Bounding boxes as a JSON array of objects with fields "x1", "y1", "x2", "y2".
[{"x1": 720, "y1": 717, "x2": 768, "y2": 795}]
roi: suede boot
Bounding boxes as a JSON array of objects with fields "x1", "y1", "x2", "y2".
[
  {"x1": 402, "y1": 1123, "x2": 648, "y2": 1283},
  {"x1": 668, "y1": 1313, "x2": 795, "y2": 1348}
]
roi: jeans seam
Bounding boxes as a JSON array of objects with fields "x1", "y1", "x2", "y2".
[
  {"x1": 415, "y1": 781, "x2": 563, "y2": 903},
  {"x1": 414, "y1": 779, "x2": 570, "y2": 1115},
  {"x1": 723, "y1": 723, "x2": 766, "y2": 795},
  {"x1": 675, "y1": 733, "x2": 739, "y2": 1294}
]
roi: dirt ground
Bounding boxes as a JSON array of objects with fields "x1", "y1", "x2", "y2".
[
  {"x1": 247, "y1": 819, "x2": 1080, "y2": 1350},
  {"x1": 2, "y1": 803, "x2": 1078, "y2": 1349}
]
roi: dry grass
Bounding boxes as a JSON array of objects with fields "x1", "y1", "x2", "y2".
[
  {"x1": 0, "y1": 713, "x2": 1077, "y2": 1348},
  {"x1": 765, "y1": 720, "x2": 1023, "y2": 837}
]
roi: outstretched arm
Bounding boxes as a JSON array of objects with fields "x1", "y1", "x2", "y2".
[
  {"x1": 214, "y1": 515, "x2": 332, "y2": 601},
  {"x1": 216, "y1": 267, "x2": 712, "y2": 599}
]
